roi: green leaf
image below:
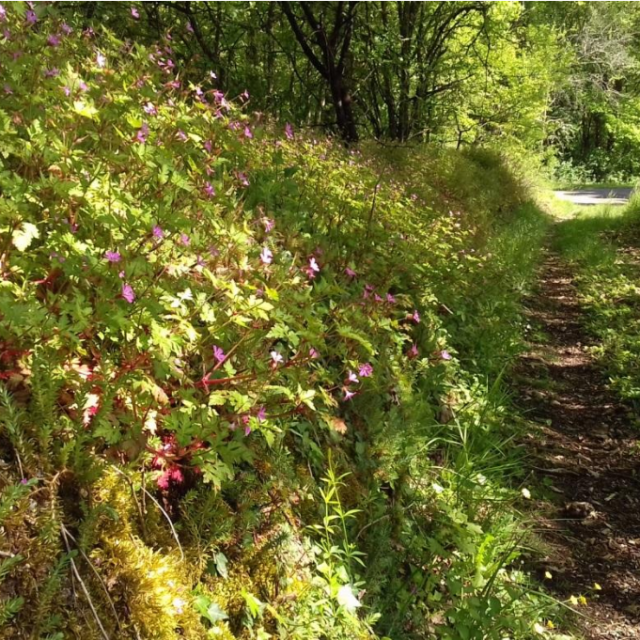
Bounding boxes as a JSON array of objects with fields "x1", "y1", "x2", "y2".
[
  {"x1": 193, "y1": 594, "x2": 228, "y2": 625},
  {"x1": 214, "y1": 552, "x2": 229, "y2": 579},
  {"x1": 73, "y1": 100, "x2": 99, "y2": 119}
]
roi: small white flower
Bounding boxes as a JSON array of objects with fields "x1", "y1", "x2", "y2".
[
  {"x1": 533, "y1": 622, "x2": 546, "y2": 635},
  {"x1": 521, "y1": 488, "x2": 531, "y2": 499},
  {"x1": 337, "y1": 584, "x2": 361, "y2": 612},
  {"x1": 172, "y1": 597, "x2": 186, "y2": 614},
  {"x1": 432, "y1": 483, "x2": 444, "y2": 494}
]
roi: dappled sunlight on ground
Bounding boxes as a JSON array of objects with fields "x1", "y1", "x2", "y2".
[{"x1": 516, "y1": 248, "x2": 640, "y2": 640}]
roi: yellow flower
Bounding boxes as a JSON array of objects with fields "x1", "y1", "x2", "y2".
[
  {"x1": 593, "y1": 583, "x2": 602, "y2": 591},
  {"x1": 544, "y1": 571, "x2": 553, "y2": 580}
]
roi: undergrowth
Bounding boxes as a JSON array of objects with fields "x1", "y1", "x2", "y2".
[{"x1": 0, "y1": 5, "x2": 558, "y2": 639}]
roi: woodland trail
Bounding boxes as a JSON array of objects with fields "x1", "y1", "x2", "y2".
[{"x1": 516, "y1": 233, "x2": 640, "y2": 639}]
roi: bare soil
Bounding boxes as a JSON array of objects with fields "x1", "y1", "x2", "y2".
[{"x1": 516, "y1": 247, "x2": 640, "y2": 639}]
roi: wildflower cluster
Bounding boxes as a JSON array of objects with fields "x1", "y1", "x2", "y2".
[{"x1": 0, "y1": 5, "x2": 454, "y2": 493}]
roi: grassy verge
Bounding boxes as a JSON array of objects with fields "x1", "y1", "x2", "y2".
[
  {"x1": 554, "y1": 197, "x2": 640, "y2": 411},
  {"x1": 0, "y1": 10, "x2": 560, "y2": 640}
]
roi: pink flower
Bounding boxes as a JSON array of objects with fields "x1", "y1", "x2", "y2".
[
  {"x1": 105, "y1": 250, "x2": 121, "y2": 263},
  {"x1": 241, "y1": 90, "x2": 250, "y2": 100},
  {"x1": 204, "y1": 182, "x2": 215, "y2": 198},
  {"x1": 180, "y1": 233, "x2": 190, "y2": 246},
  {"x1": 243, "y1": 125, "x2": 253, "y2": 139},
  {"x1": 374, "y1": 294, "x2": 383, "y2": 303},
  {"x1": 61, "y1": 22, "x2": 72, "y2": 35},
  {"x1": 343, "y1": 389, "x2": 356, "y2": 401},
  {"x1": 0, "y1": 5, "x2": 6, "y2": 21},
  {"x1": 143, "y1": 102, "x2": 157, "y2": 116},
  {"x1": 44, "y1": 68, "x2": 60, "y2": 78},
  {"x1": 122, "y1": 283, "x2": 135, "y2": 303},
  {"x1": 409, "y1": 343, "x2": 419, "y2": 359},
  {"x1": 187, "y1": 22, "x2": 194, "y2": 33},
  {"x1": 131, "y1": 7, "x2": 140, "y2": 19},
  {"x1": 347, "y1": 371, "x2": 359, "y2": 384},
  {"x1": 135, "y1": 122, "x2": 149, "y2": 144},
  {"x1": 176, "y1": 130, "x2": 188, "y2": 142},
  {"x1": 63, "y1": 86, "x2": 71, "y2": 96},
  {"x1": 440, "y1": 350, "x2": 452, "y2": 361},
  {"x1": 203, "y1": 140, "x2": 213, "y2": 153},
  {"x1": 157, "y1": 470, "x2": 171, "y2": 490},
  {"x1": 309, "y1": 257, "x2": 320, "y2": 273},
  {"x1": 386, "y1": 293, "x2": 396, "y2": 304},
  {"x1": 345, "y1": 267, "x2": 356, "y2": 278},
  {"x1": 152, "y1": 225, "x2": 164, "y2": 240},
  {"x1": 257, "y1": 406, "x2": 266, "y2": 422},
  {"x1": 238, "y1": 172, "x2": 250, "y2": 187},
  {"x1": 260, "y1": 247, "x2": 273, "y2": 265},
  {"x1": 170, "y1": 467, "x2": 184, "y2": 484},
  {"x1": 412, "y1": 310, "x2": 420, "y2": 324},
  {"x1": 25, "y1": 10, "x2": 37, "y2": 25},
  {"x1": 359, "y1": 363, "x2": 373, "y2": 378},
  {"x1": 47, "y1": 34, "x2": 60, "y2": 47},
  {"x1": 262, "y1": 218, "x2": 275, "y2": 233},
  {"x1": 309, "y1": 348, "x2": 319, "y2": 359},
  {"x1": 270, "y1": 350, "x2": 283, "y2": 366},
  {"x1": 285, "y1": 123, "x2": 294, "y2": 140},
  {"x1": 213, "y1": 345, "x2": 226, "y2": 364}
]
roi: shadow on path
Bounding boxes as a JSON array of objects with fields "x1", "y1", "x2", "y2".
[{"x1": 515, "y1": 241, "x2": 640, "y2": 639}]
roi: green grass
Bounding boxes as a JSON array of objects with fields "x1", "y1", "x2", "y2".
[{"x1": 553, "y1": 195, "x2": 640, "y2": 409}]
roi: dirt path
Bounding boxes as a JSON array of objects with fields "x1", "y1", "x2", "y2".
[{"x1": 516, "y1": 242, "x2": 640, "y2": 639}]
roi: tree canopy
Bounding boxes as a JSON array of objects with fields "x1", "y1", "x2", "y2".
[{"x1": 46, "y1": 1, "x2": 640, "y2": 180}]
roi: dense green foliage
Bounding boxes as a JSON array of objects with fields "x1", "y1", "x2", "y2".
[
  {"x1": 0, "y1": 5, "x2": 571, "y2": 639},
  {"x1": 56, "y1": 1, "x2": 558, "y2": 148},
  {"x1": 46, "y1": 0, "x2": 640, "y2": 182},
  {"x1": 532, "y1": 2, "x2": 640, "y2": 181}
]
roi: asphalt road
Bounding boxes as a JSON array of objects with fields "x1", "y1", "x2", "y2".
[{"x1": 554, "y1": 187, "x2": 634, "y2": 205}]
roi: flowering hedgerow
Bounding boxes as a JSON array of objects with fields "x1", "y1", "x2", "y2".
[
  {"x1": 0, "y1": 6, "x2": 552, "y2": 640},
  {"x1": 0, "y1": 5, "x2": 458, "y2": 493}
]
